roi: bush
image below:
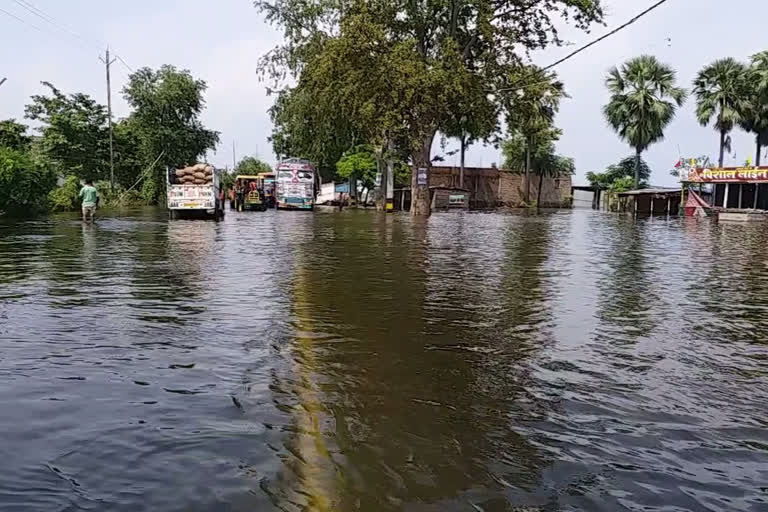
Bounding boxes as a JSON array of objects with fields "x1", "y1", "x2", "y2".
[
  {"x1": 0, "y1": 147, "x2": 57, "y2": 214},
  {"x1": 48, "y1": 175, "x2": 80, "y2": 211},
  {"x1": 95, "y1": 181, "x2": 147, "y2": 208}
]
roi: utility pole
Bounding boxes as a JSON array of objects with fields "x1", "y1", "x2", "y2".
[
  {"x1": 99, "y1": 48, "x2": 117, "y2": 189},
  {"x1": 232, "y1": 140, "x2": 237, "y2": 170}
]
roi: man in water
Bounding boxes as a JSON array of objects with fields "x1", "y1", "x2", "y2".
[{"x1": 79, "y1": 180, "x2": 99, "y2": 223}]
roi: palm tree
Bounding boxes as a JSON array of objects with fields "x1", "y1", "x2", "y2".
[
  {"x1": 604, "y1": 55, "x2": 687, "y2": 188},
  {"x1": 693, "y1": 58, "x2": 748, "y2": 168},
  {"x1": 740, "y1": 52, "x2": 768, "y2": 166}
]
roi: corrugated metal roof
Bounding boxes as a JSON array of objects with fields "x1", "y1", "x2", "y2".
[{"x1": 618, "y1": 187, "x2": 681, "y2": 196}]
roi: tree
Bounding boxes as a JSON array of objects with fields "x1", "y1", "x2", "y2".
[
  {"x1": 25, "y1": 82, "x2": 111, "y2": 181},
  {"x1": 236, "y1": 156, "x2": 272, "y2": 175},
  {"x1": 739, "y1": 52, "x2": 768, "y2": 166},
  {"x1": 336, "y1": 145, "x2": 377, "y2": 204},
  {"x1": 604, "y1": 55, "x2": 687, "y2": 188},
  {"x1": 256, "y1": 0, "x2": 604, "y2": 215},
  {"x1": 693, "y1": 58, "x2": 748, "y2": 168},
  {"x1": 503, "y1": 67, "x2": 567, "y2": 202},
  {"x1": 0, "y1": 119, "x2": 31, "y2": 150},
  {"x1": 122, "y1": 65, "x2": 220, "y2": 202},
  {"x1": 502, "y1": 130, "x2": 573, "y2": 206},
  {"x1": 0, "y1": 147, "x2": 57, "y2": 213},
  {"x1": 587, "y1": 155, "x2": 652, "y2": 190}
]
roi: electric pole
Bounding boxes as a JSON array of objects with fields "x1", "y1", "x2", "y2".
[
  {"x1": 232, "y1": 140, "x2": 237, "y2": 170},
  {"x1": 99, "y1": 49, "x2": 117, "y2": 189}
]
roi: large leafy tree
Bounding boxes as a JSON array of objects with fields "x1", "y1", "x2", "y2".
[
  {"x1": 604, "y1": 55, "x2": 687, "y2": 188},
  {"x1": 0, "y1": 119, "x2": 31, "y2": 150},
  {"x1": 740, "y1": 52, "x2": 768, "y2": 166},
  {"x1": 25, "y1": 82, "x2": 111, "y2": 181},
  {"x1": 256, "y1": 0, "x2": 604, "y2": 216},
  {"x1": 122, "y1": 65, "x2": 220, "y2": 201},
  {"x1": 693, "y1": 57, "x2": 748, "y2": 168}
]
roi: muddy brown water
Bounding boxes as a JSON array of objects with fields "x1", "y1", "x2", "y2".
[{"x1": 1, "y1": 208, "x2": 768, "y2": 511}]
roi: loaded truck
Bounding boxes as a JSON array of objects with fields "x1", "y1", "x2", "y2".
[{"x1": 166, "y1": 164, "x2": 224, "y2": 220}]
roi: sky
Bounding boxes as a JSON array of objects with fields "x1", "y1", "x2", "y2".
[{"x1": 1, "y1": 0, "x2": 766, "y2": 187}]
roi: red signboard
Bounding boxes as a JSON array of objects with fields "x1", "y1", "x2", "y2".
[{"x1": 683, "y1": 166, "x2": 768, "y2": 183}]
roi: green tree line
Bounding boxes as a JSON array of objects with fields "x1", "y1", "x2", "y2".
[
  {"x1": 593, "y1": 50, "x2": 768, "y2": 194},
  {"x1": 0, "y1": 65, "x2": 219, "y2": 215}
]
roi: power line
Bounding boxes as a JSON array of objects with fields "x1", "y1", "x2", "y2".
[
  {"x1": 0, "y1": 5, "x2": 46, "y2": 34},
  {"x1": 10, "y1": 0, "x2": 105, "y2": 52},
  {"x1": 543, "y1": 0, "x2": 671, "y2": 72},
  {"x1": 495, "y1": 0, "x2": 672, "y2": 94},
  {"x1": 116, "y1": 54, "x2": 134, "y2": 73}
]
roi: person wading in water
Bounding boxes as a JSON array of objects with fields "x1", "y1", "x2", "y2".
[{"x1": 79, "y1": 180, "x2": 99, "y2": 223}]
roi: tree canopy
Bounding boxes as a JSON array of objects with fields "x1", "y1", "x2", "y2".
[
  {"x1": 25, "y1": 82, "x2": 111, "y2": 181},
  {"x1": 693, "y1": 57, "x2": 748, "y2": 167},
  {"x1": 587, "y1": 156, "x2": 652, "y2": 191},
  {"x1": 256, "y1": 0, "x2": 604, "y2": 214},
  {"x1": 603, "y1": 55, "x2": 686, "y2": 187},
  {"x1": 122, "y1": 65, "x2": 220, "y2": 200},
  {"x1": 0, "y1": 120, "x2": 31, "y2": 151},
  {"x1": 235, "y1": 156, "x2": 272, "y2": 175}
]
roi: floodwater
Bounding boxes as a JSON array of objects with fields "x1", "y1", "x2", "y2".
[{"x1": 1, "y1": 208, "x2": 768, "y2": 512}]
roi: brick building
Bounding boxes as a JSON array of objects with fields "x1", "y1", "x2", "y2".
[{"x1": 395, "y1": 166, "x2": 572, "y2": 210}]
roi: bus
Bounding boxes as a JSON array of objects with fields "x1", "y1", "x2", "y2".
[{"x1": 275, "y1": 158, "x2": 317, "y2": 210}]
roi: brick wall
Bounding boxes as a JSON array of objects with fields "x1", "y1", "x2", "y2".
[
  {"x1": 414, "y1": 166, "x2": 572, "y2": 208},
  {"x1": 499, "y1": 173, "x2": 572, "y2": 207}
]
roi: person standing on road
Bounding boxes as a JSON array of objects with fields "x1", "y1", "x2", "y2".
[{"x1": 79, "y1": 180, "x2": 99, "y2": 223}]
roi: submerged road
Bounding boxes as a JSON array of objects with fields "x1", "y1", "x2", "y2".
[{"x1": 1, "y1": 208, "x2": 767, "y2": 511}]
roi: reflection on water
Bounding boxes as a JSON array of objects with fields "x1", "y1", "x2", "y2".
[{"x1": 1, "y1": 208, "x2": 768, "y2": 511}]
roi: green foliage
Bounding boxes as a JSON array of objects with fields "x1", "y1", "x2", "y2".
[
  {"x1": 603, "y1": 55, "x2": 686, "y2": 186},
  {"x1": 502, "y1": 132, "x2": 573, "y2": 177},
  {"x1": 739, "y1": 52, "x2": 768, "y2": 164},
  {"x1": 0, "y1": 119, "x2": 32, "y2": 150},
  {"x1": 25, "y1": 82, "x2": 110, "y2": 181},
  {"x1": 48, "y1": 174, "x2": 80, "y2": 211},
  {"x1": 693, "y1": 57, "x2": 748, "y2": 165},
  {"x1": 122, "y1": 65, "x2": 220, "y2": 202},
  {"x1": 587, "y1": 156, "x2": 652, "y2": 190},
  {"x1": 257, "y1": 0, "x2": 604, "y2": 213},
  {"x1": 694, "y1": 58, "x2": 747, "y2": 133},
  {"x1": 336, "y1": 145, "x2": 377, "y2": 189},
  {"x1": 0, "y1": 147, "x2": 57, "y2": 213},
  {"x1": 235, "y1": 156, "x2": 272, "y2": 175}
]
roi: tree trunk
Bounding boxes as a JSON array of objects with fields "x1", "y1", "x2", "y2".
[
  {"x1": 411, "y1": 131, "x2": 436, "y2": 217},
  {"x1": 719, "y1": 129, "x2": 726, "y2": 168},
  {"x1": 537, "y1": 172, "x2": 544, "y2": 208},
  {"x1": 459, "y1": 134, "x2": 466, "y2": 189},
  {"x1": 756, "y1": 136, "x2": 762, "y2": 167},
  {"x1": 525, "y1": 136, "x2": 532, "y2": 204},
  {"x1": 375, "y1": 149, "x2": 386, "y2": 211},
  {"x1": 634, "y1": 148, "x2": 642, "y2": 189}
]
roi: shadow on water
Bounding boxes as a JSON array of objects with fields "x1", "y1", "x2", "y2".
[{"x1": 262, "y1": 211, "x2": 563, "y2": 511}]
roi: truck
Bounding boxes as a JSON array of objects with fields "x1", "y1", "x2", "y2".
[
  {"x1": 275, "y1": 158, "x2": 317, "y2": 210},
  {"x1": 166, "y1": 164, "x2": 224, "y2": 220}
]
